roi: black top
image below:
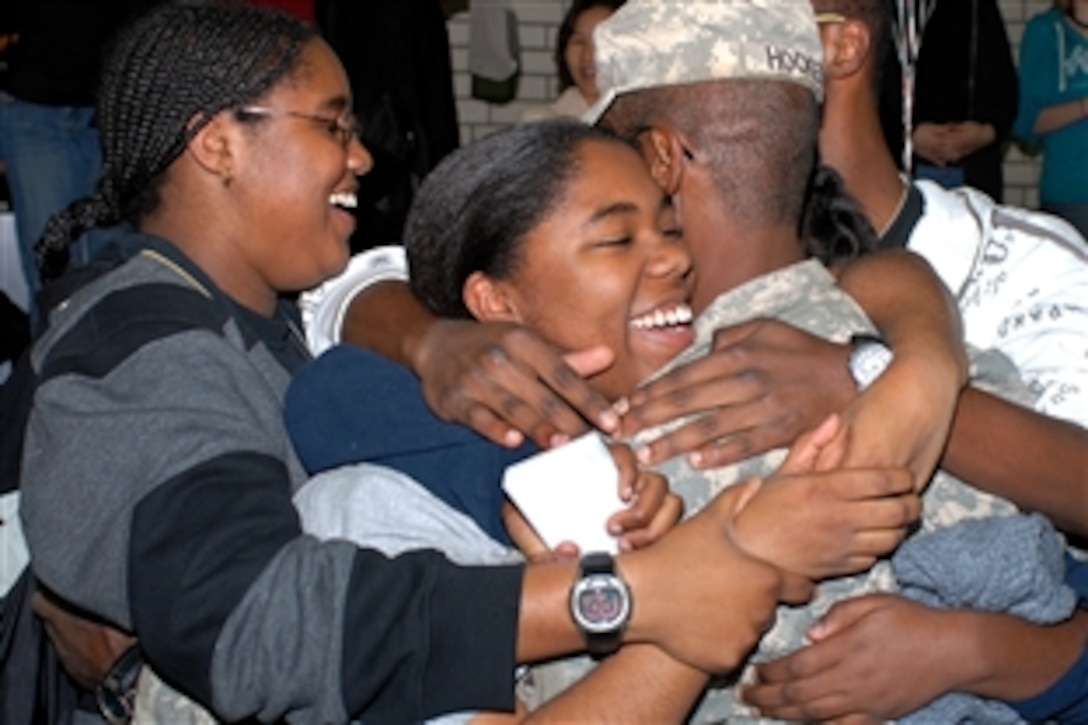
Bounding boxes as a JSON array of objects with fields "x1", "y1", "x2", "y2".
[
  {"x1": 879, "y1": 0, "x2": 1019, "y2": 201},
  {"x1": 879, "y1": 183, "x2": 926, "y2": 250}
]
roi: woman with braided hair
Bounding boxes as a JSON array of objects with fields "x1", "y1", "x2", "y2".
[{"x1": 17, "y1": 3, "x2": 816, "y2": 722}]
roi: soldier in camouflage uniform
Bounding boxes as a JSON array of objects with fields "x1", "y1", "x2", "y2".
[{"x1": 520, "y1": 1, "x2": 1075, "y2": 722}]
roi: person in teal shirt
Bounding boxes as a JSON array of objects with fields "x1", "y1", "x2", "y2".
[{"x1": 1014, "y1": 0, "x2": 1088, "y2": 239}]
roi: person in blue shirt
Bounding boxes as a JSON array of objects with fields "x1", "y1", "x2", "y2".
[{"x1": 1014, "y1": 0, "x2": 1088, "y2": 239}]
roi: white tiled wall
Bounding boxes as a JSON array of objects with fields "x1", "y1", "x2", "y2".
[
  {"x1": 448, "y1": 0, "x2": 1051, "y2": 208},
  {"x1": 448, "y1": 1, "x2": 572, "y2": 144}
]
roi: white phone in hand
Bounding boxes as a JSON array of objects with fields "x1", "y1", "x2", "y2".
[{"x1": 501, "y1": 432, "x2": 623, "y2": 554}]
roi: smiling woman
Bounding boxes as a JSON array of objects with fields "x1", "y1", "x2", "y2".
[
  {"x1": 406, "y1": 120, "x2": 694, "y2": 399},
  {"x1": 33, "y1": 10, "x2": 370, "y2": 306},
  {"x1": 285, "y1": 120, "x2": 701, "y2": 550},
  {"x1": 19, "y1": 4, "x2": 510, "y2": 722}
]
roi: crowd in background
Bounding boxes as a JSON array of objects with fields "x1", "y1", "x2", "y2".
[{"x1": 0, "y1": 0, "x2": 1086, "y2": 338}]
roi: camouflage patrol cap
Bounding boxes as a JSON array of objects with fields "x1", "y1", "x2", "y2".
[{"x1": 583, "y1": 0, "x2": 825, "y2": 125}]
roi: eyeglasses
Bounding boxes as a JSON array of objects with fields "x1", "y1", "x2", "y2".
[{"x1": 237, "y1": 106, "x2": 361, "y2": 147}]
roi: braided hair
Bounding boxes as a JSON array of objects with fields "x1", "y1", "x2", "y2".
[{"x1": 36, "y1": 2, "x2": 316, "y2": 279}]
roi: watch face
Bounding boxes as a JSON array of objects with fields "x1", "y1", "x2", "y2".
[
  {"x1": 850, "y1": 342, "x2": 894, "y2": 389},
  {"x1": 856, "y1": 349, "x2": 888, "y2": 377},
  {"x1": 572, "y1": 574, "x2": 630, "y2": 633}
]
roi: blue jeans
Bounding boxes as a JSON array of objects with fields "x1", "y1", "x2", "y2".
[
  {"x1": 913, "y1": 162, "x2": 965, "y2": 190},
  {"x1": 1042, "y1": 200, "x2": 1088, "y2": 243},
  {"x1": 0, "y1": 94, "x2": 104, "y2": 321}
]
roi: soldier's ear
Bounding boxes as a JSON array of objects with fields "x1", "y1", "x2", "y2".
[{"x1": 635, "y1": 126, "x2": 686, "y2": 196}]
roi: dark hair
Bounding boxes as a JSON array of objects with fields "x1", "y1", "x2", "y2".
[
  {"x1": 555, "y1": 0, "x2": 626, "y2": 91},
  {"x1": 36, "y1": 2, "x2": 317, "y2": 279},
  {"x1": 406, "y1": 120, "x2": 624, "y2": 318},
  {"x1": 799, "y1": 164, "x2": 879, "y2": 264}
]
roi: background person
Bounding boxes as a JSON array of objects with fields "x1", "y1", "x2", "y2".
[
  {"x1": 880, "y1": 0, "x2": 1017, "y2": 201},
  {"x1": 521, "y1": 0, "x2": 625, "y2": 123},
  {"x1": 1014, "y1": 0, "x2": 1088, "y2": 239}
]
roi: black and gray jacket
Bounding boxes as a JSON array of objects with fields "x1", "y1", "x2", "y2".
[{"x1": 19, "y1": 233, "x2": 521, "y2": 723}]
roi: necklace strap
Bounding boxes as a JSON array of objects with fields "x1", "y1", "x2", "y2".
[
  {"x1": 140, "y1": 248, "x2": 211, "y2": 298},
  {"x1": 140, "y1": 245, "x2": 311, "y2": 362}
]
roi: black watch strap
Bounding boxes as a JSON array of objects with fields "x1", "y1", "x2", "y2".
[
  {"x1": 581, "y1": 551, "x2": 614, "y2": 576},
  {"x1": 96, "y1": 645, "x2": 143, "y2": 725}
]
